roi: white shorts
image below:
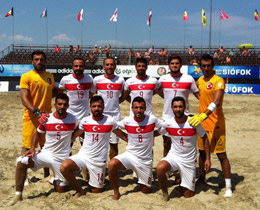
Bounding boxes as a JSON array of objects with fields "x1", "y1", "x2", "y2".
[
  {"x1": 17, "y1": 150, "x2": 68, "y2": 186},
  {"x1": 105, "y1": 112, "x2": 121, "y2": 144},
  {"x1": 69, "y1": 152, "x2": 106, "y2": 188},
  {"x1": 115, "y1": 152, "x2": 153, "y2": 187},
  {"x1": 162, "y1": 155, "x2": 196, "y2": 191}
]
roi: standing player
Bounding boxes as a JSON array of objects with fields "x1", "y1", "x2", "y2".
[
  {"x1": 92, "y1": 57, "x2": 125, "y2": 159},
  {"x1": 189, "y1": 54, "x2": 232, "y2": 198},
  {"x1": 60, "y1": 95, "x2": 127, "y2": 199},
  {"x1": 10, "y1": 93, "x2": 79, "y2": 205},
  {"x1": 20, "y1": 50, "x2": 61, "y2": 178},
  {"x1": 156, "y1": 96, "x2": 211, "y2": 201},
  {"x1": 108, "y1": 97, "x2": 162, "y2": 200},
  {"x1": 157, "y1": 55, "x2": 199, "y2": 157},
  {"x1": 59, "y1": 57, "x2": 95, "y2": 143},
  {"x1": 121, "y1": 57, "x2": 160, "y2": 116}
]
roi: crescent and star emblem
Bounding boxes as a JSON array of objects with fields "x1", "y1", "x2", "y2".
[
  {"x1": 172, "y1": 83, "x2": 179, "y2": 88},
  {"x1": 177, "y1": 129, "x2": 184, "y2": 135},
  {"x1": 55, "y1": 125, "x2": 60, "y2": 130},
  {"x1": 77, "y1": 84, "x2": 82, "y2": 90},
  {"x1": 136, "y1": 127, "x2": 143, "y2": 133},
  {"x1": 93, "y1": 126, "x2": 100, "y2": 131},
  {"x1": 206, "y1": 82, "x2": 213, "y2": 90}
]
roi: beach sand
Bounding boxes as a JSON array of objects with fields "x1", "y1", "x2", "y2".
[{"x1": 0, "y1": 92, "x2": 259, "y2": 209}]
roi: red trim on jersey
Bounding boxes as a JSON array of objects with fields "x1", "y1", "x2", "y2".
[
  {"x1": 96, "y1": 83, "x2": 122, "y2": 90},
  {"x1": 161, "y1": 82, "x2": 191, "y2": 89},
  {"x1": 125, "y1": 123, "x2": 155, "y2": 134},
  {"x1": 53, "y1": 112, "x2": 68, "y2": 119},
  {"x1": 129, "y1": 83, "x2": 156, "y2": 91},
  {"x1": 166, "y1": 128, "x2": 196, "y2": 136},
  {"x1": 65, "y1": 82, "x2": 92, "y2": 90},
  {"x1": 136, "y1": 75, "x2": 148, "y2": 80},
  {"x1": 45, "y1": 123, "x2": 76, "y2": 131},
  {"x1": 104, "y1": 74, "x2": 116, "y2": 80},
  {"x1": 83, "y1": 124, "x2": 113, "y2": 133},
  {"x1": 38, "y1": 124, "x2": 46, "y2": 132},
  {"x1": 72, "y1": 73, "x2": 84, "y2": 80}
]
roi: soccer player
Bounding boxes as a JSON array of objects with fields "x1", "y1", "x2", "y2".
[
  {"x1": 92, "y1": 57, "x2": 125, "y2": 159},
  {"x1": 108, "y1": 96, "x2": 162, "y2": 200},
  {"x1": 59, "y1": 57, "x2": 95, "y2": 143},
  {"x1": 120, "y1": 57, "x2": 160, "y2": 116},
  {"x1": 60, "y1": 95, "x2": 127, "y2": 199},
  {"x1": 156, "y1": 96, "x2": 211, "y2": 201},
  {"x1": 188, "y1": 54, "x2": 232, "y2": 198},
  {"x1": 156, "y1": 55, "x2": 199, "y2": 157},
  {"x1": 10, "y1": 93, "x2": 79, "y2": 205},
  {"x1": 20, "y1": 50, "x2": 61, "y2": 178}
]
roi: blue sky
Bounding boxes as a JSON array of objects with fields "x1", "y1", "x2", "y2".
[{"x1": 0, "y1": 0, "x2": 259, "y2": 51}]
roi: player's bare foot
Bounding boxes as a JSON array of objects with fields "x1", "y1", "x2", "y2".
[
  {"x1": 71, "y1": 191, "x2": 85, "y2": 200},
  {"x1": 196, "y1": 176, "x2": 206, "y2": 186},
  {"x1": 162, "y1": 191, "x2": 169, "y2": 201},
  {"x1": 9, "y1": 195, "x2": 22, "y2": 206},
  {"x1": 112, "y1": 193, "x2": 121, "y2": 200}
]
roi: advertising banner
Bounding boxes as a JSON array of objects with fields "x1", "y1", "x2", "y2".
[
  {"x1": 0, "y1": 64, "x2": 33, "y2": 77},
  {"x1": 0, "y1": 81, "x2": 9, "y2": 92},
  {"x1": 225, "y1": 84, "x2": 260, "y2": 94},
  {"x1": 188, "y1": 65, "x2": 260, "y2": 79}
]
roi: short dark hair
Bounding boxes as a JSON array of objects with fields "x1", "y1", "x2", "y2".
[
  {"x1": 73, "y1": 57, "x2": 85, "y2": 65},
  {"x1": 55, "y1": 93, "x2": 69, "y2": 103},
  {"x1": 90, "y1": 95, "x2": 104, "y2": 105},
  {"x1": 168, "y1": 55, "x2": 182, "y2": 65},
  {"x1": 31, "y1": 50, "x2": 46, "y2": 60},
  {"x1": 135, "y1": 57, "x2": 147, "y2": 67},
  {"x1": 103, "y1": 56, "x2": 116, "y2": 65},
  {"x1": 132, "y1": 96, "x2": 146, "y2": 106},
  {"x1": 200, "y1": 54, "x2": 214, "y2": 66},
  {"x1": 171, "y1": 96, "x2": 186, "y2": 107}
]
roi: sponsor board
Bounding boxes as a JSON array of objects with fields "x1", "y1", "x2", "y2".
[
  {"x1": 0, "y1": 81, "x2": 9, "y2": 92},
  {"x1": 0, "y1": 64, "x2": 33, "y2": 76},
  {"x1": 225, "y1": 84, "x2": 260, "y2": 94},
  {"x1": 188, "y1": 65, "x2": 260, "y2": 79}
]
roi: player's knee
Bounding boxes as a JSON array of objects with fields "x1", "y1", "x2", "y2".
[
  {"x1": 16, "y1": 161, "x2": 28, "y2": 171},
  {"x1": 108, "y1": 159, "x2": 117, "y2": 171},
  {"x1": 157, "y1": 162, "x2": 168, "y2": 174},
  {"x1": 217, "y1": 152, "x2": 228, "y2": 161},
  {"x1": 60, "y1": 161, "x2": 69, "y2": 174}
]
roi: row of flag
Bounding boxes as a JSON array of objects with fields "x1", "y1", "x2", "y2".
[{"x1": 3, "y1": 7, "x2": 259, "y2": 25}]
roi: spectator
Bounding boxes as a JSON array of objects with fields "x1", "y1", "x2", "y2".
[
  {"x1": 149, "y1": 45, "x2": 156, "y2": 54},
  {"x1": 75, "y1": 45, "x2": 81, "y2": 53},
  {"x1": 98, "y1": 47, "x2": 103, "y2": 55},
  {"x1": 135, "y1": 51, "x2": 142, "y2": 58},
  {"x1": 54, "y1": 45, "x2": 61, "y2": 53},
  {"x1": 149, "y1": 59, "x2": 155, "y2": 65},
  {"x1": 93, "y1": 45, "x2": 98, "y2": 54},
  {"x1": 229, "y1": 48, "x2": 235, "y2": 57},
  {"x1": 226, "y1": 55, "x2": 231, "y2": 64},
  {"x1": 188, "y1": 45, "x2": 195, "y2": 55},
  {"x1": 89, "y1": 53, "x2": 96, "y2": 64},
  {"x1": 105, "y1": 45, "x2": 111, "y2": 57},
  {"x1": 161, "y1": 48, "x2": 168, "y2": 56},
  {"x1": 85, "y1": 51, "x2": 90, "y2": 64},
  {"x1": 242, "y1": 47, "x2": 251, "y2": 56},
  {"x1": 127, "y1": 48, "x2": 134, "y2": 65},
  {"x1": 144, "y1": 49, "x2": 150, "y2": 59},
  {"x1": 190, "y1": 57, "x2": 199, "y2": 66},
  {"x1": 68, "y1": 45, "x2": 73, "y2": 54}
]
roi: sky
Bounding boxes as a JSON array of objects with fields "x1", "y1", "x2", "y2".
[{"x1": 0, "y1": 0, "x2": 259, "y2": 51}]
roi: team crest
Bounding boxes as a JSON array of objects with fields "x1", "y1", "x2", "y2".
[
  {"x1": 157, "y1": 67, "x2": 167, "y2": 76},
  {"x1": 47, "y1": 77, "x2": 52, "y2": 85},
  {"x1": 218, "y1": 82, "x2": 223, "y2": 88},
  {"x1": 206, "y1": 82, "x2": 213, "y2": 90}
]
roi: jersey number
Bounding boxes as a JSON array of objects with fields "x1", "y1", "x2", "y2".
[
  {"x1": 57, "y1": 132, "x2": 61, "y2": 141},
  {"x1": 140, "y1": 91, "x2": 143, "y2": 97},
  {"x1": 77, "y1": 90, "x2": 84, "y2": 99},
  {"x1": 97, "y1": 173, "x2": 104, "y2": 183},
  {"x1": 92, "y1": 134, "x2": 99, "y2": 142},
  {"x1": 180, "y1": 137, "x2": 184, "y2": 145},
  {"x1": 107, "y1": 91, "x2": 113, "y2": 98},
  {"x1": 138, "y1": 135, "x2": 143, "y2": 143},
  {"x1": 173, "y1": 90, "x2": 177, "y2": 97}
]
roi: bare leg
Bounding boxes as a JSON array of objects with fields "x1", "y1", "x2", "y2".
[
  {"x1": 163, "y1": 135, "x2": 171, "y2": 157},
  {"x1": 196, "y1": 150, "x2": 206, "y2": 185},
  {"x1": 60, "y1": 159, "x2": 85, "y2": 199},
  {"x1": 182, "y1": 187, "x2": 194, "y2": 198},
  {"x1": 217, "y1": 152, "x2": 231, "y2": 179},
  {"x1": 109, "y1": 143, "x2": 118, "y2": 160},
  {"x1": 108, "y1": 158, "x2": 126, "y2": 200},
  {"x1": 157, "y1": 160, "x2": 171, "y2": 201}
]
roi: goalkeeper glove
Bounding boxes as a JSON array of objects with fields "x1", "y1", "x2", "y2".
[
  {"x1": 188, "y1": 113, "x2": 207, "y2": 127},
  {"x1": 33, "y1": 108, "x2": 49, "y2": 125}
]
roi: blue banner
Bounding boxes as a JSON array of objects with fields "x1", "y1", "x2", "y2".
[
  {"x1": 188, "y1": 65, "x2": 260, "y2": 79},
  {"x1": 225, "y1": 84, "x2": 260, "y2": 94},
  {"x1": 0, "y1": 64, "x2": 33, "y2": 76}
]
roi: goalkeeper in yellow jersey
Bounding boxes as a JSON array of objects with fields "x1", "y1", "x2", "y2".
[{"x1": 189, "y1": 54, "x2": 232, "y2": 198}]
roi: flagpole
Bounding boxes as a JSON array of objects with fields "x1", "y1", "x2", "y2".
[
  {"x1": 46, "y1": 15, "x2": 48, "y2": 49},
  {"x1": 209, "y1": 0, "x2": 212, "y2": 54},
  {"x1": 184, "y1": 21, "x2": 186, "y2": 50},
  {"x1": 219, "y1": 16, "x2": 221, "y2": 47},
  {"x1": 81, "y1": 20, "x2": 83, "y2": 48},
  {"x1": 12, "y1": 11, "x2": 14, "y2": 47},
  {"x1": 201, "y1": 24, "x2": 203, "y2": 53},
  {"x1": 149, "y1": 25, "x2": 151, "y2": 48},
  {"x1": 115, "y1": 21, "x2": 117, "y2": 55}
]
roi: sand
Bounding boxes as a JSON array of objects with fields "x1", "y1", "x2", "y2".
[{"x1": 0, "y1": 92, "x2": 259, "y2": 210}]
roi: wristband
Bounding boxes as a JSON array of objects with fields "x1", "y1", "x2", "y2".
[
  {"x1": 33, "y1": 108, "x2": 41, "y2": 118},
  {"x1": 207, "y1": 102, "x2": 217, "y2": 112}
]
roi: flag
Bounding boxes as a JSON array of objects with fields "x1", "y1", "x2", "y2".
[
  {"x1": 220, "y1": 9, "x2": 229, "y2": 20},
  {"x1": 5, "y1": 7, "x2": 13, "y2": 17},
  {"x1": 255, "y1": 9, "x2": 258, "y2": 21},
  {"x1": 110, "y1": 8, "x2": 118, "y2": 22},
  {"x1": 202, "y1": 9, "x2": 207, "y2": 26},
  {"x1": 147, "y1": 9, "x2": 152, "y2": 26},
  {"x1": 77, "y1": 8, "x2": 83, "y2": 22},
  {"x1": 183, "y1": 9, "x2": 188, "y2": 21},
  {"x1": 40, "y1": 8, "x2": 47, "y2": 18}
]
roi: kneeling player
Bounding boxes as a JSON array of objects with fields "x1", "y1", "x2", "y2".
[
  {"x1": 10, "y1": 93, "x2": 79, "y2": 205},
  {"x1": 60, "y1": 95, "x2": 127, "y2": 199},
  {"x1": 108, "y1": 96, "x2": 162, "y2": 200},
  {"x1": 156, "y1": 96, "x2": 211, "y2": 201}
]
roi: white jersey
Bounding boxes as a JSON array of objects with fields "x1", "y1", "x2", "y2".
[
  {"x1": 78, "y1": 115, "x2": 118, "y2": 163},
  {"x1": 93, "y1": 74, "x2": 125, "y2": 115},
  {"x1": 125, "y1": 76, "x2": 160, "y2": 116},
  {"x1": 59, "y1": 74, "x2": 95, "y2": 119},
  {"x1": 159, "y1": 116, "x2": 205, "y2": 166},
  {"x1": 159, "y1": 74, "x2": 198, "y2": 120},
  {"x1": 117, "y1": 115, "x2": 162, "y2": 165},
  {"x1": 37, "y1": 113, "x2": 79, "y2": 162}
]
